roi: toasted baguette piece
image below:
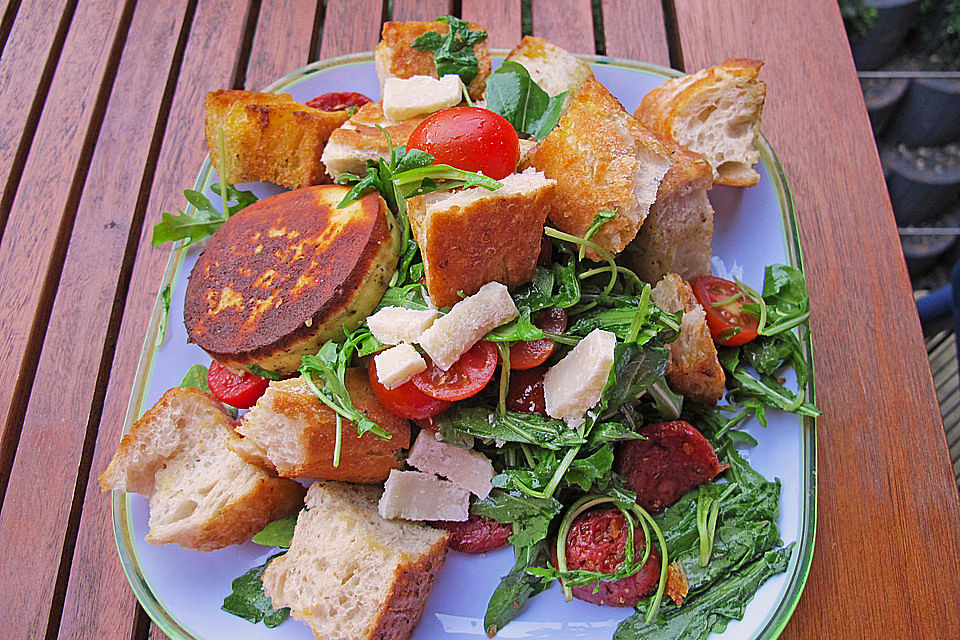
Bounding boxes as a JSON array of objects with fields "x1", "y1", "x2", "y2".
[
  {"x1": 651, "y1": 274, "x2": 725, "y2": 403},
  {"x1": 522, "y1": 78, "x2": 672, "y2": 260},
  {"x1": 205, "y1": 90, "x2": 349, "y2": 189},
  {"x1": 262, "y1": 482, "x2": 450, "y2": 640},
  {"x1": 321, "y1": 100, "x2": 430, "y2": 181},
  {"x1": 230, "y1": 369, "x2": 410, "y2": 482},
  {"x1": 625, "y1": 139, "x2": 715, "y2": 283},
  {"x1": 635, "y1": 59, "x2": 765, "y2": 187},
  {"x1": 375, "y1": 20, "x2": 491, "y2": 101},
  {"x1": 504, "y1": 36, "x2": 593, "y2": 110},
  {"x1": 406, "y1": 168, "x2": 555, "y2": 307},
  {"x1": 99, "y1": 387, "x2": 305, "y2": 551}
]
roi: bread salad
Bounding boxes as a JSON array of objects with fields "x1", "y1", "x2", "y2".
[{"x1": 102, "y1": 16, "x2": 820, "y2": 640}]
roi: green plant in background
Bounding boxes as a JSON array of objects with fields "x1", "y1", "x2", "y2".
[
  {"x1": 839, "y1": 0, "x2": 879, "y2": 41},
  {"x1": 913, "y1": 0, "x2": 960, "y2": 69}
]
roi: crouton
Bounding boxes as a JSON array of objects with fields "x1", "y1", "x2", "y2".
[
  {"x1": 522, "y1": 78, "x2": 672, "y2": 260},
  {"x1": 262, "y1": 482, "x2": 450, "y2": 640},
  {"x1": 625, "y1": 139, "x2": 715, "y2": 283},
  {"x1": 375, "y1": 20, "x2": 491, "y2": 101},
  {"x1": 504, "y1": 36, "x2": 594, "y2": 111},
  {"x1": 230, "y1": 370, "x2": 410, "y2": 483},
  {"x1": 205, "y1": 90, "x2": 349, "y2": 189},
  {"x1": 651, "y1": 274, "x2": 725, "y2": 403},
  {"x1": 406, "y1": 168, "x2": 555, "y2": 307},
  {"x1": 635, "y1": 59, "x2": 766, "y2": 187},
  {"x1": 100, "y1": 387, "x2": 305, "y2": 551}
]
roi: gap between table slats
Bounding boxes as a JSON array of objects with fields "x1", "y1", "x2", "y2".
[{"x1": 0, "y1": 0, "x2": 22, "y2": 56}]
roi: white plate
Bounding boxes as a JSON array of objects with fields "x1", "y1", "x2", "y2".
[{"x1": 112, "y1": 53, "x2": 817, "y2": 640}]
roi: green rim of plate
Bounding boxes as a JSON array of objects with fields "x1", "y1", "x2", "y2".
[{"x1": 113, "y1": 51, "x2": 817, "y2": 640}]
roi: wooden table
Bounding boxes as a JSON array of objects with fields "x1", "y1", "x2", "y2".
[{"x1": 0, "y1": 1, "x2": 957, "y2": 638}]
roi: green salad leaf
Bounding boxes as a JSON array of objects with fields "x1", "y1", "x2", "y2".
[
  {"x1": 221, "y1": 553, "x2": 290, "y2": 627},
  {"x1": 151, "y1": 182, "x2": 257, "y2": 248},
  {"x1": 431, "y1": 407, "x2": 586, "y2": 450},
  {"x1": 486, "y1": 61, "x2": 568, "y2": 139},
  {"x1": 411, "y1": 15, "x2": 488, "y2": 85},
  {"x1": 179, "y1": 364, "x2": 210, "y2": 393},
  {"x1": 251, "y1": 515, "x2": 298, "y2": 548},
  {"x1": 483, "y1": 542, "x2": 553, "y2": 637}
]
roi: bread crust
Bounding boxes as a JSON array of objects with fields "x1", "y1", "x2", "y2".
[
  {"x1": 205, "y1": 90, "x2": 349, "y2": 189},
  {"x1": 370, "y1": 534, "x2": 449, "y2": 640},
  {"x1": 374, "y1": 20, "x2": 491, "y2": 101},
  {"x1": 634, "y1": 59, "x2": 765, "y2": 187},
  {"x1": 523, "y1": 78, "x2": 671, "y2": 260},
  {"x1": 232, "y1": 370, "x2": 410, "y2": 482}
]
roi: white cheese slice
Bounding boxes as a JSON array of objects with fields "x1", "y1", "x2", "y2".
[
  {"x1": 378, "y1": 470, "x2": 470, "y2": 521},
  {"x1": 366, "y1": 306, "x2": 438, "y2": 345},
  {"x1": 373, "y1": 344, "x2": 427, "y2": 390},
  {"x1": 418, "y1": 281, "x2": 519, "y2": 371},
  {"x1": 407, "y1": 431, "x2": 495, "y2": 498},
  {"x1": 382, "y1": 74, "x2": 462, "y2": 122},
  {"x1": 543, "y1": 328, "x2": 616, "y2": 420}
]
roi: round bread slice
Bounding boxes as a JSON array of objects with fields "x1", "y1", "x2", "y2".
[{"x1": 184, "y1": 186, "x2": 399, "y2": 376}]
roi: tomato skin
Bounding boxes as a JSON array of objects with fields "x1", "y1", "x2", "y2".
[
  {"x1": 505, "y1": 367, "x2": 547, "y2": 416},
  {"x1": 413, "y1": 341, "x2": 499, "y2": 401},
  {"x1": 691, "y1": 275, "x2": 760, "y2": 346},
  {"x1": 368, "y1": 360, "x2": 452, "y2": 420},
  {"x1": 509, "y1": 307, "x2": 567, "y2": 370},
  {"x1": 305, "y1": 91, "x2": 371, "y2": 112},
  {"x1": 206, "y1": 361, "x2": 270, "y2": 409},
  {"x1": 407, "y1": 106, "x2": 520, "y2": 180}
]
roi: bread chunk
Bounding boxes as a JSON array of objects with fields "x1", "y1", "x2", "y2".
[
  {"x1": 205, "y1": 90, "x2": 349, "y2": 189},
  {"x1": 651, "y1": 274, "x2": 725, "y2": 403},
  {"x1": 625, "y1": 139, "x2": 715, "y2": 283},
  {"x1": 407, "y1": 168, "x2": 555, "y2": 308},
  {"x1": 375, "y1": 20, "x2": 491, "y2": 101},
  {"x1": 231, "y1": 370, "x2": 410, "y2": 482},
  {"x1": 523, "y1": 78, "x2": 672, "y2": 260},
  {"x1": 262, "y1": 482, "x2": 450, "y2": 640},
  {"x1": 100, "y1": 387, "x2": 305, "y2": 551},
  {"x1": 321, "y1": 100, "x2": 430, "y2": 181},
  {"x1": 504, "y1": 36, "x2": 593, "y2": 111},
  {"x1": 635, "y1": 59, "x2": 765, "y2": 187}
]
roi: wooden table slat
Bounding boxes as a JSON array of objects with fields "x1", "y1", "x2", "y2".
[
  {"x1": 669, "y1": 1, "x2": 960, "y2": 637},
  {"x1": 244, "y1": 0, "x2": 318, "y2": 91},
  {"x1": 531, "y1": 0, "x2": 594, "y2": 53},
  {"x1": 600, "y1": 0, "x2": 670, "y2": 67},
  {"x1": 461, "y1": 0, "x2": 522, "y2": 50},
  {"x1": 392, "y1": 0, "x2": 452, "y2": 23},
  {"x1": 318, "y1": 0, "x2": 383, "y2": 61}
]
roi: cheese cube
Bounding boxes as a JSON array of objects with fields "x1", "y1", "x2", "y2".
[
  {"x1": 543, "y1": 329, "x2": 616, "y2": 420},
  {"x1": 382, "y1": 74, "x2": 462, "y2": 122},
  {"x1": 366, "y1": 306, "x2": 438, "y2": 345},
  {"x1": 407, "y1": 431, "x2": 495, "y2": 498},
  {"x1": 373, "y1": 344, "x2": 427, "y2": 390},
  {"x1": 378, "y1": 470, "x2": 470, "y2": 521},
  {"x1": 418, "y1": 281, "x2": 519, "y2": 370}
]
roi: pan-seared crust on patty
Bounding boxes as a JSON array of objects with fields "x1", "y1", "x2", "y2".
[{"x1": 184, "y1": 186, "x2": 399, "y2": 376}]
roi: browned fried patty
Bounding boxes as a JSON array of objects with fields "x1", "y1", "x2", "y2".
[{"x1": 184, "y1": 186, "x2": 399, "y2": 376}]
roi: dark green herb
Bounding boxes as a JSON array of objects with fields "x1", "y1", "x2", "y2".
[
  {"x1": 151, "y1": 182, "x2": 257, "y2": 248},
  {"x1": 411, "y1": 15, "x2": 488, "y2": 85},
  {"x1": 221, "y1": 553, "x2": 290, "y2": 627},
  {"x1": 485, "y1": 61, "x2": 568, "y2": 139},
  {"x1": 432, "y1": 407, "x2": 586, "y2": 450},
  {"x1": 579, "y1": 210, "x2": 617, "y2": 260},
  {"x1": 251, "y1": 515, "x2": 298, "y2": 548},
  {"x1": 599, "y1": 343, "x2": 670, "y2": 417},
  {"x1": 179, "y1": 364, "x2": 211, "y2": 393},
  {"x1": 483, "y1": 542, "x2": 553, "y2": 637},
  {"x1": 246, "y1": 363, "x2": 283, "y2": 380},
  {"x1": 155, "y1": 284, "x2": 172, "y2": 348}
]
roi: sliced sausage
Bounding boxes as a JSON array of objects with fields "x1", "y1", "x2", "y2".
[{"x1": 432, "y1": 514, "x2": 512, "y2": 554}]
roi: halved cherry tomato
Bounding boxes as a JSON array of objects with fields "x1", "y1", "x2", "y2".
[
  {"x1": 206, "y1": 361, "x2": 269, "y2": 409},
  {"x1": 407, "y1": 106, "x2": 520, "y2": 180},
  {"x1": 368, "y1": 359, "x2": 452, "y2": 420},
  {"x1": 305, "y1": 91, "x2": 371, "y2": 111},
  {"x1": 412, "y1": 341, "x2": 499, "y2": 401},
  {"x1": 691, "y1": 275, "x2": 760, "y2": 346},
  {"x1": 509, "y1": 307, "x2": 568, "y2": 370},
  {"x1": 505, "y1": 367, "x2": 547, "y2": 416}
]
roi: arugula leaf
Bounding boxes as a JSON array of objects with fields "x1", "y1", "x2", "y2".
[
  {"x1": 563, "y1": 444, "x2": 615, "y2": 492},
  {"x1": 155, "y1": 284, "x2": 172, "y2": 348},
  {"x1": 151, "y1": 182, "x2": 257, "y2": 248},
  {"x1": 599, "y1": 343, "x2": 670, "y2": 417},
  {"x1": 246, "y1": 363, "x2": 283, "y2": 380},
  {"x1": 179, "y1": 364, "x2": 211, "y2": 393},
  {"x1": 585, "y1": 420, "x2": 644, "y2": 448},
  {"x1": 483, "y1": 542, "x2": 552, "y2": 638},
  {"x1": 579, "y1": 210, "x2": 617, "y2": 260},
  {"x1": 718, "y1": 345, "x2": 820, "y2": 420},
  {"x1": 411, "y1": 15, "x2": 488, "y2": 85},
  {"x1": 221, "y1": 553, "x2": 290, "y2": 627},
  {"x1": 251, "y1": 515, "x2": 298, "y2": 548},
  {"x1": 472, "y1": 488, "x2": 563, "y2": 524},
  {"x1": 431, "y1": 407, "x2": 586, "y2": 450},
  {"x1": 486, "y1": 61, "x2": 568, "y2": 139}
]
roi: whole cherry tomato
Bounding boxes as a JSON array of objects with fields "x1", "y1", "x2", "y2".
[
  {"x1": 206, "y1": 361, "x2": 269, "y2": 409},
  {"x1": 305, "y1": 91, "x2": 371, "y2": 112},
  {"x1": 412, "y1": 341, "x2": 499, "y2": 401},
  {"x1": 407, "y1": 106, "x2": 520, "y2": 180},
  {"x1": 691, "y1": 275, "x2": 760, "y2": 346},
  {"x1": 509, "y1": 307, "x2": 567, "y2": 370},
  {"x1": 368, "y1": 358, "x2": 452, "y2": 420}
]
